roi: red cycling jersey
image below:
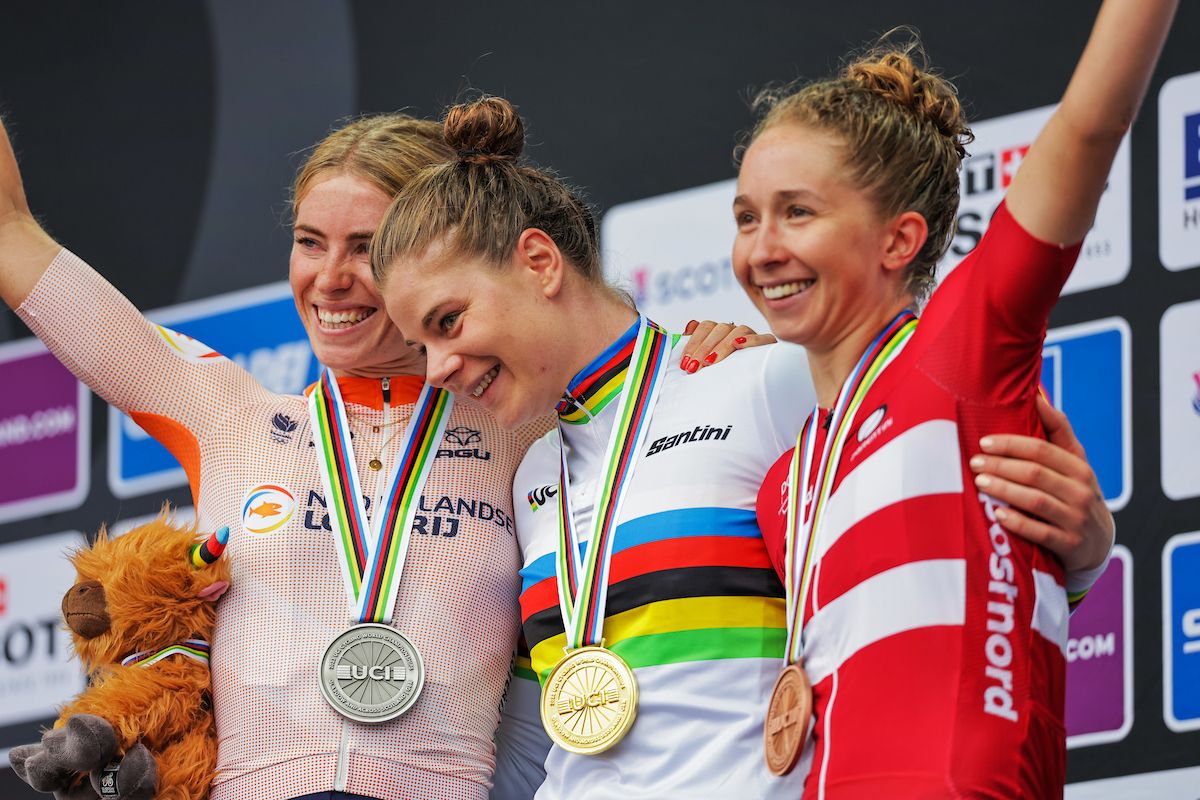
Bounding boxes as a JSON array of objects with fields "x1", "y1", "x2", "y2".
[{"x1": 756, "y1": 202, "x2": 1080, "y2": 798}]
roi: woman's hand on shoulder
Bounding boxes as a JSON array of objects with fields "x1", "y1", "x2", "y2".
[
  {"x1": 968, "y1": 394, "x2": 1113, "y2": 574},
  {"x1": 679, "y1": 319, "x2": 776, "y2": 374}
]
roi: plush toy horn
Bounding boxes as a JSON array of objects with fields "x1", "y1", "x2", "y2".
[{"x1": 190, "y1": 525, "x2": 229, "y2": 568}]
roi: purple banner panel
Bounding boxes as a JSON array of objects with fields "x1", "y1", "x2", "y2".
[
  {"x1": 0, "y1": 339, "x2": 90, "y2": 524},
  {"x1": 1066, "y1": 545, "x2": 1132, "y2": 748}
]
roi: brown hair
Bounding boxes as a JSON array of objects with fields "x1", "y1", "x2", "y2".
[
  {"x1": 369, "y1": 96, "x2": 602, "y2": 290},
  {"x1": 291, "y1": 113, "x2": 454, "y2": 215},
  {"x1": 748, "y1": 32, "x2": 973, "y2": 303}
]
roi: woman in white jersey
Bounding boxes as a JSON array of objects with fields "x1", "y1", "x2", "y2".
[
  {"x1": 368, "y1": 96, "x2": 1116, "y2": 799},
  {"x1": 0, "y1": 113, "x2": 751, "y2": 800},
  {"x1": 734, "y1": 1, "x2": 1173, "y2": 794}
]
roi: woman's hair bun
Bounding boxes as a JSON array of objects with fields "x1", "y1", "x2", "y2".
[
  {"x1": 443, "y1": 96, "x2": 526, "y2": 165},
  {"x1": 845, "y1": 32, "x2": 971, "y2": 158}
]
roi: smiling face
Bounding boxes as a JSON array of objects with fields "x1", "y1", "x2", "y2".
[
  {"x1": 382, "y1": 238, "x2": 582, "y2": 430},
  {"x1": 732, "y1": 124, "x2": 908, "y2": 353},
  {"x1": 290, "y1": 171, "x2": 423, "y2": 377}
]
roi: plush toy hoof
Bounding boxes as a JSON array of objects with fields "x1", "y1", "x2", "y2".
[
  {"x1": 44, "y1": 715, "x2": 119, "y2": 773},
  {"x1": 89, "y1": 743, "x2": 156, "y2": 800},
  {"x1": 11, "y1": 743, "x2": 75, "y2": 793}
]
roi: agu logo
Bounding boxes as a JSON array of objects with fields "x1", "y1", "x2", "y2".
[
  {"x1": 242, "y1": 484, "x2": 296, "y2": 534},
  {"x1": 154, "y1": 325, "x2": 222, "y2": 363}
]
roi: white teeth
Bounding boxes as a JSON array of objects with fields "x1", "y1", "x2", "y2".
[
  {"x1": 317, "y1": 307, "x2": 376, "y2": 327},
  {"x1": 472, "y1": 365, "x2": 500, "y2": 398},
  {"x1": 762, "y1": 280, "x2": 815, "y2": 300}
]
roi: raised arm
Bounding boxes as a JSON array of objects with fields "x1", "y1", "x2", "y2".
[
  {"x1": 1006, "y1": 0, "x2": 1177, "y2": 243},
  {"x1": 0, "y1": 116, "x2": 62, "y2": 307}
]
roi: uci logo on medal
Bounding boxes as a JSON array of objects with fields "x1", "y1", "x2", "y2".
[{"x1": 241, "y1": 484, "x2": 296, "y2": 535}]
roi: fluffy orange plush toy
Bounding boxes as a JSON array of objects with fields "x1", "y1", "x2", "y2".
[{"x1": 9, "y1": 516, "x2": 230, "y2": 800}]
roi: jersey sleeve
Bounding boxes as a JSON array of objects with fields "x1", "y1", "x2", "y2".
[
  {"x1": 489, "y1": 666, "x2": 550, "y2": 800},
  {"x1": 15, "y1": 249, "x2": 269, "y2": 490},
  {"x1": 916, "y1": 201, "x2": 1083, "y2": 404}
]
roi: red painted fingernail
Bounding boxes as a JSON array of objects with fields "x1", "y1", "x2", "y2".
[
  {"x1": 686, "y1": 359, "x2": 699, "y2": 374},
  {"x1": 734, "y1": 336, "x2": 747, "y2": 345},
  {"x1": 686, "y1": 319, "x2": 698, "y2": 329},
  {"x1": 680, "y1": 356, "x2": 690, "y2": 369},
  {"x1": 704, "y1": 352, "x2": 717, "y2": 365}
]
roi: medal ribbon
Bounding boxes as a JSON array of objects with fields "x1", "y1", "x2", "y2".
[
  {"x1": 555, "y1": 316, "x2": 672, "y2": 651},
  {"x1": 309, "y1": 368, "x2": 454, "y2": 623},
  {"x1": 121, "y1": 639, "x2": 210, "y2": 668},
  {"x1": 783, "y1": 311, "x2": 918, "y2": 665}
]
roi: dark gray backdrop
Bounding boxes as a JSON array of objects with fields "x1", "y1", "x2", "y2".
[{"x1": 1, "y1": 1, "x2": 1198, "y2": 796}]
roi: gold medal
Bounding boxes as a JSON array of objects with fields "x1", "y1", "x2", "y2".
[
  {"x1": 763, "y1": 662, "x2": 812, "y2": 776},
  {"x1": 540, "y1": 645, "x2": 638, "y2": 755}
]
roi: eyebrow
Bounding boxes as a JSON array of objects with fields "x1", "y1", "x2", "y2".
[
  {"x1": 293, "y1": 223, "x2": 374, "y2": 240},
  {"x1": 732, "y1": 188, "x2": 820, "y2": 207}
]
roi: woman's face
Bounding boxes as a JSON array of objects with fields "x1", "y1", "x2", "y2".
[
  {"x1": 290, "y1": 172, "x2": 422, "y2": 377},
  {"x1": 382, "y1": 241, "x2": 569, "y2": 430},
  {"x1": 732, "y1": 123, "x2": 899, "y2": 351}
]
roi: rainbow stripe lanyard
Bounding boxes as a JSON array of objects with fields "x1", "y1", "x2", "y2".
[
  {"x1": 784, "y1": 311, "x2": 918, "y2": 666},
  {"x1": 121, "y1": 639, "x2": 210, "y2": 668},
  {"x1": 308, "y1": 368, "x2": 454, "y2": 624},
  {"x1": 555, "y1": 316, "x2": 673, "y2": 651}
]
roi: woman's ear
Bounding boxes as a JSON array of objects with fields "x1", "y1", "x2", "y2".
[
  {"x1": 881, "y1": 211, "x2": 929, "y2": 273},
  {"x1": 516, "y1": 228, "x2": 565, "y2": 299}
]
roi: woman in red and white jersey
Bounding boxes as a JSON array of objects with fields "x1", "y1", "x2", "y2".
[{"x1": 735, "y1": 0, "x2": 1176, "y2": 796}]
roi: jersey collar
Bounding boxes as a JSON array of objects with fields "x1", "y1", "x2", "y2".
[
  {"x1": 303, "y1": 374, "x2": 425, "y2": 410},
  {"x1": 556, "y1": 317, "x2": 639, "y2": 425}
]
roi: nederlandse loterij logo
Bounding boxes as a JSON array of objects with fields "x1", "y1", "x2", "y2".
[
  {"x1": 241, "y1": 484, "x2": 296, "y2": 534},
  {"x1": 528, "y1": 484, "x2": 558, "y2": 513},
  {"x1": 1158, "y1": 71, "x2": 1200, "y2": 271},
  {"x1": 153, "y1": 325, "x2": 222, "y2": 362}
]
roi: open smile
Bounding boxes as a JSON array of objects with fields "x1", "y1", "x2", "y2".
[
  {"x1": 315, "y1": 305, "x2": 377, "y2": 330},
  {"x1": 472, "y1": 364, "x2": 500, "y2": 399}
]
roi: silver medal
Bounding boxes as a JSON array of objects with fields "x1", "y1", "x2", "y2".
[{"x1": 318, "y1": 623, "x2": 424, "y2": 723}]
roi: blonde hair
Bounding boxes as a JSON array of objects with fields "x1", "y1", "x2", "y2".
[
  {"x1": 369, "y1": 96, "x2": 603, "y2": 290},
  {"x1": 749, "y1": 32, "x2": 973, "y2": 302},
  {"x1": 291, "y1": 113, "x2": 454, "y2": 215}
]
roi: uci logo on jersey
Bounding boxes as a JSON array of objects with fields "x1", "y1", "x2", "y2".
[{"x1": 528, "y1": 484, "x2": 558, "y2": 513}]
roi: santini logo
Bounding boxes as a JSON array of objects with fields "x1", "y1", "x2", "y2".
[
  {"x1": 528, "y1": 484, "x2": 558, "y2": 513},
  {"x1": 646, "y1": 424, "x2": 732, "y2": 457}
]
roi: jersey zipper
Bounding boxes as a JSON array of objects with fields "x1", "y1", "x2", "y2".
[{"x1": 335, "y1": 377, "x2": 394, "y2": 790}]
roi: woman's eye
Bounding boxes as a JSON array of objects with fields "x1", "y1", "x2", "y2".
[
  {"x1": 354, "y1": 242, "x2": 370, "y2": 255},
  {"x1": 735, "y1": 211, "x2": 756, "y2": 227},
  {"x1": 296, "y1": 236, "x2": 317, "y2": 248},
  {"x1": 786, "y1": 205, "x2": 811, "y2": 219},
  {"x1": 439, "y1": 312, "x2": 460, "y2": 332}
]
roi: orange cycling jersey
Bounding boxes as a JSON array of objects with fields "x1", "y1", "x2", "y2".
[{"x1": 18, "y1": 250, "x2": 550, "y2": 800}]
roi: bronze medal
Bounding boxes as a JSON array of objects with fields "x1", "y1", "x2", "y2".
[{"x1": 764, "y1": 662, "x2": 812, "y2": 776}]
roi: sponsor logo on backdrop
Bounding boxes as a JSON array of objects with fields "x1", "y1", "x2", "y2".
[
  {"x1": 1160, "y1": 300, "x2": 1200, "y2": 500},
  {"x1": 0, "y1": 532, "x2": 86, "y2": 733},
  {"x1": 1158, "y1": 71, "x2": 1200, "y2": 271},
  {"x1": 1066, "y1": 547, "x2": 1132, "y2": 748},
  {"x1": 108, "y1": 282, "x2": 320, "y2": 499},
  {"x1": 945, "y1": 104, "x2": 1131, "y2": 295},
  {"x1": 1040, "y1": 318, "x2": 1131, "y2": 510},
  {"x1": 0, "y1": 338, "x2": 90, "y2": 525},
  {"x1": 1163, "y1": 531, "x2": 1200, "y2": 732},
  {"x1": 241, "y1": 484, "x2": 296, "y2": 535},
  {"x1": 602, "y1": 179, "x2": 767, "y2": 332}
]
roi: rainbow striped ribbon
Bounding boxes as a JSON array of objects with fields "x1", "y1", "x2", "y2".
[
  {"x1": 121, "y1": 639, "x2": 210, "y2": 668},
  {"x1": 309, "y1": 368, "x2": 454, "y2": 623},
  {"x1": 555, "y1": 316, "x2": 673, "y2": 650},
  {"x1": 784, "y1": 311, "x2": 918, "y2": 665}
]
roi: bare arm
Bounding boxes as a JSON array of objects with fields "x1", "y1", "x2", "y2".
[
  {"x1": 0, "y1": 116, "x2": 61, "y2": 307},
  {"x1": 1006, "y1": 0, "x2": 1177, "y2": 244}
]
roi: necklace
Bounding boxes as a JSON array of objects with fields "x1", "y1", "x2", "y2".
[{"x1": 364, "y1": 415, "x2": 404, "y2": 471}]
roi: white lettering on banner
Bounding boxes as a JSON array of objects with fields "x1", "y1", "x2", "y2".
[
  {"x1": 1067, "y1": 633, "x2": 1117, "y2": 662},
  {"x1": 232, "y1": 341, "x2": 312, "y2": 395},
  {"x1": 1183, "y1": 608, "x2": 1200, "y2": 655},
  {"x1": 0, "y1": 406, "x2": 77, "y2": 448},
  {"x1": 980, "y1": 491, "x2": 1018, "y2": 722}
]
